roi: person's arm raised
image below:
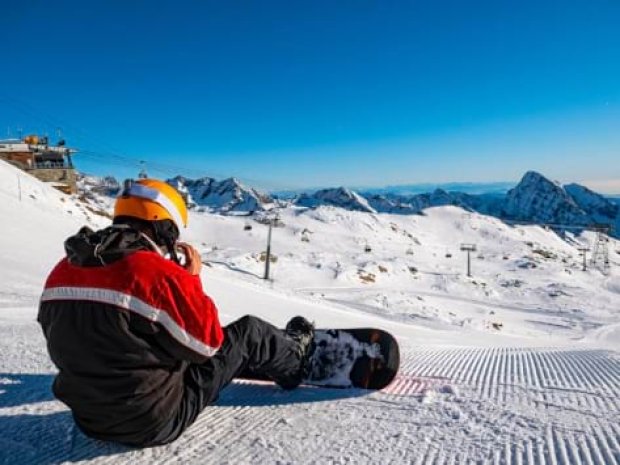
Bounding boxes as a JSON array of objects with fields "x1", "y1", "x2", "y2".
[{"x1": 176, "y1": 242, "x2": 202, "y2": 276}]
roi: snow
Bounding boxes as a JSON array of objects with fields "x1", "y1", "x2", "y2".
[
  {"x1": 295, "y1": 171, "x2": 620, "y2": 239},
  {"x1": 167, "y1": 175, "x2": 273, "y2": 213},
  {"x1": 187, "y1": 205, "x2": 620, "y2": 349},
  {"x1": 1, "y1": 159, "x2": 619, "y2": 464},
  {"x1": 296, "y1": 187, "x2": 376, "y2": 213}
]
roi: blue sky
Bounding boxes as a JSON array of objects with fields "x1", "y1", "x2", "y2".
[{"x1": 1, "y1": 1, "x2": 619, "y2": 192}]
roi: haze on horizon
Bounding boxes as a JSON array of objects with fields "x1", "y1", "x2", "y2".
[{"x1": 0, "y1": 1, "x2": 619, "y2": 193}]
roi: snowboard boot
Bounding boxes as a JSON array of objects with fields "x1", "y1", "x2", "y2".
[{"x1": 278, "y1": 316, "x2": 315, "y2": 390}]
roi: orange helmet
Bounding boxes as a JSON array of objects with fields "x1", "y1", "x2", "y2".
[{"x1": 114, "y1": 179, "x2": 188, "y2": 230}]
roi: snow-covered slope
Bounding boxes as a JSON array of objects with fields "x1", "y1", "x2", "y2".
[
  {"x1": 188, "y1": 205, "x2": 620, "y2": 347},
  {"x1": 1, "y1": 159, "x2": 619, "y2": 464},
  {"x1": 0, "y1": 161, "x2": 109, "y2": 302}
]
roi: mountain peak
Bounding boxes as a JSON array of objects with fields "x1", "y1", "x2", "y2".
[
  {"x1": 503, "y1": 171, "x2": 588, "y2": 224},
  {"x1": 296, "y1": 187, "x2": 376, "y2": 213},
  {"x1": 519, "y1": 171, "x2": 563, "y2": 189},
  {"x1": 166, "y1": 175, "x2": 272, "y2": 213}
]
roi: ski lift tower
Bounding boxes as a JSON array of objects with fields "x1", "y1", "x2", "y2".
[
  {"x1": 590, "y1": 225, "x2": 611, "y2": 274},
  {"x1": 263, "y1": 212, "x2": 280, "y2": 280},
  {"x1": 460, "y1": 243, "x2": 477, "y2": 277},
  {"x1": 577, "y1": 246, "x2": 590, "y2": 271}
]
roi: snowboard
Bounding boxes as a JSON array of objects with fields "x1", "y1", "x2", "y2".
[
  {"x1": 240, "y1": 328, "x2": 400, "y2": 390},
  {"x1": 305, "y1": 328, "x2": 400, "y2": 390}
]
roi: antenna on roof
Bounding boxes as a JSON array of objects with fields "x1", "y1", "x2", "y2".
[{"x1": 55, "y1": 127, "x2": 66, "y2": 146}]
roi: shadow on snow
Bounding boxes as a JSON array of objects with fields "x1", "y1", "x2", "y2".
[
  {"x1": 0, "y1": 373, "x2": 56, "y2": 408},
  {"x1": 215, "y1": 379, "x2": 370, "y2": 407},
  {"x1": 0, "y1": 373, "x2": 369, "y2": 464}
]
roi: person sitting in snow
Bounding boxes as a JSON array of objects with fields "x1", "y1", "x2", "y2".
[{"x1": 38, "y1": 178, "x2": 314, "y2": 447}]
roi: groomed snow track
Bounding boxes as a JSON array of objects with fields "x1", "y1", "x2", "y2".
[{"x1": 1, "y1": 347, "x2": 619, "y2": 465}]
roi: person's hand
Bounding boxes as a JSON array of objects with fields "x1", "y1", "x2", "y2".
[{"x1": 176, "y1": 242, "x2": 202, "y2": 276}]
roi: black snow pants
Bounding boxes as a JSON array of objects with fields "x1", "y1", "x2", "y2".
[{"x1": 148, "y1": 315, "x2": 303, "y2": 446}]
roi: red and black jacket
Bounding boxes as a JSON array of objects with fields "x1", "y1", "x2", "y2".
[{"x1": 37, "y1": 226, "x2": 224, "y2": 445}]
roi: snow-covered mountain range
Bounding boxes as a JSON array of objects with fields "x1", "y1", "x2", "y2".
[
  {"x1": 296, "y1": 187, "x2": 375, "y2": 213},
  {"x1": 77, "y1": 173, "x2": 120, "y2": 196},
  {"x1": 295, "y1": 171, "x2": 620, "y2": 236},
  {"x1": 79, "y1": 170, "x2": 619, "y2": 237},
  {"x1": 166, "y1": 175, "x2": 274, "y2": 213},
  {"x1": 360, "y1": 181, "x2": 515, "y2": 196}
]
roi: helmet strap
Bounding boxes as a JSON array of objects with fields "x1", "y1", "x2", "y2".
[{"x1": 137, "y1": 231, "x2": 164, "y2": 256}]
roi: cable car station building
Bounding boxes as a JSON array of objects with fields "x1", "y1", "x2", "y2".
[{"x1": 0, "y1": 135, "x2": 78, "y2": 194}]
